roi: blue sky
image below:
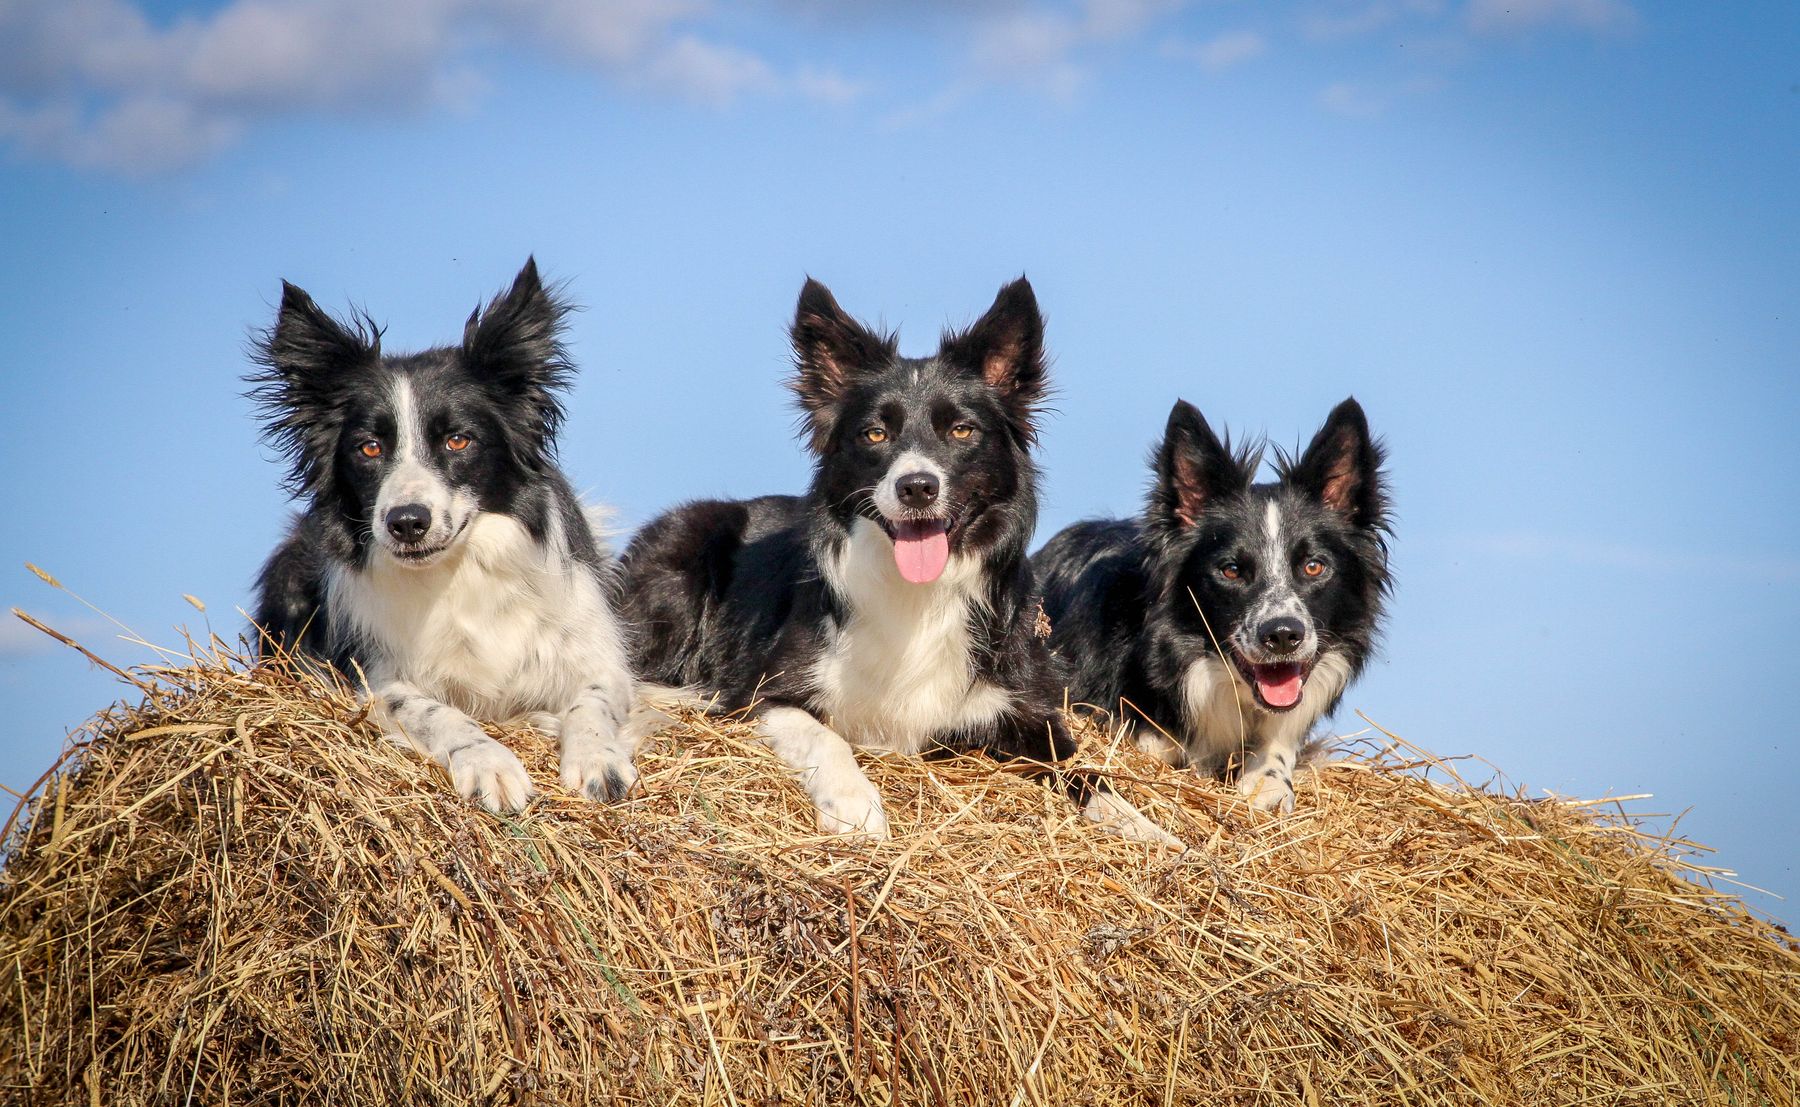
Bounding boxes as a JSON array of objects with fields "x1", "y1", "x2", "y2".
[{"x1": 2, "y1": 1, "x2": 1796, "y2": 916}]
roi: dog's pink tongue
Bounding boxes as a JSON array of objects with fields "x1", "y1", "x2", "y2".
[
  {"x1": 1254, "y1": 664, "x2": 1305, "y2": 708},
  {"x1": 892, "y1": 520, "x2": 950, "y2": 584}
]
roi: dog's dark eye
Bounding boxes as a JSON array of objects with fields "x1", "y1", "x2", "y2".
[
  {"x1": 1302, "y1": 558, "x2": 1327, "y2": 578},
  {"x1": 359, "y1": 440, "x2": 383, "y2": 459},
  {"x1": 1219, "y1": 561, "x2": 1242, "y2": 581},
  {"x1": 949, "y1": 423, "x2": 976, "y2": 441},
  {"x1": 863, "y1": 427, "x2": 888, "y2": 444},
  {"x1": 444, "y1": 433, "x2": 471, "y2": 452}
]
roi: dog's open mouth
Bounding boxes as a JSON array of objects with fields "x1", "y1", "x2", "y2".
[
  {"x1": 1233, "y1": 656, "x2": 1310, "y2": 712},
  {"x1": 878, "y1": 517, "x2": 954, "y2": 584}
]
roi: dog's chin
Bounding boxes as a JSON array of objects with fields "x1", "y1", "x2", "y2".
[
  {"x1": 379, "y1": 542, "x2": 454, "y2": 569},
  {"x1": 1230, "y1": 652, "x2": 1314, "y2": 713}
]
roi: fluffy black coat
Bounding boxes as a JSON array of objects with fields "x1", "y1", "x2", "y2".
[{"x1": 1033, "y1": 398, "x2": 1392, "y2": 812}]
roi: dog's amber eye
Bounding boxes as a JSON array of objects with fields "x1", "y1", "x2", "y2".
[
  {"x1": 359, "y1": 440, "x2": 383, "y2": 459},
  {"x1": 949, "y1": 423, "x2": 975, "y2": 441},
  {"x1": 1220, "y1": 562, "x2": 1241, "y2": 581},
  {"x1": 444, "y1": 433, "x2": 471, "y2": 452},
  {"x1": 1302, "y1": 558, "x2": 1326, "y2": 578},
  {"x1": 863, "y1": 427, "x2": 888, "y2": 444}
]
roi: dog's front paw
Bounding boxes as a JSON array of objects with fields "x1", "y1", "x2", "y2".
[
  {"x1": 447, "y1": 737, "x2": 535, "y2": 814},
  {"x1": 1081, "y1": 789, "x2": 1184, "y2": 848},
  {"x1": 559, "y1": 739, "x2": 639, "y2": 804},
  {"x1": 1238, "y1": 766, "x2": 1296, "y2": 815},
  {"x1": 811, "y1": 774, "x2": 889, "y2": 839}
]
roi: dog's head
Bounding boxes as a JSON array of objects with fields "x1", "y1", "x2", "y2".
[
  {"x1": 789, "y1": 276, "x2": 1047, "y2": 583},
  {"x1": 1147, "y1": 397, "x2": 1390, "y2": 711},
  {"x1": 249, "y1": 258, "x2": 573, "y2": 567}
]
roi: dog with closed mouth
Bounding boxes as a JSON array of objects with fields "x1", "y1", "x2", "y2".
[
  {"x1": 621, "y1": 276, "x2": 1172, "y2": 842},
  {"x1": 1032, "y1": 398, "x2": 1391, "y2": 813},
  {"x1": 248, "y1": 259, "x2": 639, "y2": 814}
]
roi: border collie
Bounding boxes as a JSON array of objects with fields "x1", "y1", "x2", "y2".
[
  {"x1": 620, "y1": 277, "x2": 1170, "y2": 843},
  {"x1": 247, "y1": 259, "x2": 638, "y2": 814},
  {"x1": 1033, "y1": 398, "x2": 1391, "y2": 813}
]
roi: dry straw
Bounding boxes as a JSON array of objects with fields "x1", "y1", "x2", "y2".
[{"x1": 2, "y1": 636, "x2": 1796, "y2": 1105}]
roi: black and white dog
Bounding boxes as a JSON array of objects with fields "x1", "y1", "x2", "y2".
[
  {"x1": 621, "y1": 277, "x2": 1169, "y2": 842},
  {"x1": 248, "y1": 259, "x2": 638, "y2": 814},
  {"x1": 1033, "y1": 398, "x2": 1391, "y2": 813}
]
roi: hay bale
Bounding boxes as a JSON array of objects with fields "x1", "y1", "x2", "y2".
[{"x1": 2, "y1": 654, "x2": 1796, "y2": 1106}]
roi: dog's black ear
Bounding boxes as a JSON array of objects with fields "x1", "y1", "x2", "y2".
[
  {"x1": 462, "y1": 257, "x2": 574, "y2": 468},
  {"x1": 939, "y1": 276, "x2": 1048, "y2": 443},
  {"x1": 246, "y1": 280, "x2": 380, "y2": 495},
  {"x1": 1283, "y1": 397, "x2": 1387, "y2": 529},
  {"x1": 789, "y1": 278, "x2": 897, "y2": 451},
  {"x1": 1148, "y1": 400, "x2": 1252, "y2": 532}
]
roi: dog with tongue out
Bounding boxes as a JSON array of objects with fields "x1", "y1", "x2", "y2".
[
  {"x1": 620, "y1": 276, "x2": 1175, "y2": 846},
  {"x1": 1032, "y1": 397, "x2": 1392, "y2": 814}
]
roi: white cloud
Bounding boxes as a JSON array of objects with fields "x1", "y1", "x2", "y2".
[
  {"x1": 0, "y1": 612, "x2": 115, "y2": 660},
  {"x1": 0, "y1": 0, "x2": 849, "y2": 173},
  {"x1": 1317, "y1": 73, "x2": 1442, "y2": 117},
  {"x1": 1456, "y1": 532, "x2": 1800, "y2": 583},
  {"x1": 639, "y1": 35, "x2": 778, "y2": 106},
  {"x1": 1466, "y1": 0, "x2": 1638, "y2": 36},
  {"x1": 1162, "y1": 30, "x2": 1267, "y2": 72},
  {"x1": 968, "y1": 0, "x2": 1185, "y2": 97},
  {"x1": 1299, "y1": 0, "x2": 1445, "y2": 41}
]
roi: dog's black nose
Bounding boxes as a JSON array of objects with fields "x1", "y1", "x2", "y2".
[
  {"x1": 896, "y1": 472, "x2": 940, "y2": 509},
  {"x1": 1261, "y1": 617, "x2": 1306, "y2": 655},
  {"x1": 385, "y1": 504, "x2": 432, "y2": 544}
]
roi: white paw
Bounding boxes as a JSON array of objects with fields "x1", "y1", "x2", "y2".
[
  {"x1": 1081, "y1": 789, "x2": 1184, "y2": 848},
  {"x1": 810, "y1": 771, "x2": 889, "y2": 838},
  {"x1": 1238, "y1": 766, "x2": 1296, "y2": 814},
  {"x1": 447, "y1": 736, "x2": 535, "y2": 814},
  {"x1": 559, "y1": 732, "x2": 639, "y2": 804}
]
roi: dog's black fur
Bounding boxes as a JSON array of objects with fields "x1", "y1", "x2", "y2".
[
  {"x1": 1033, "y1": 398, "x2": 1391, "y2": 811},
  {"x1": 246, "y1": 259, "x2": 638, "y2": 814},
  {"x1": 621, "y1": 278, "x2": 1168, "y2": 840}
]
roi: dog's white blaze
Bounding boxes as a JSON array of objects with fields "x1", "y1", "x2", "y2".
[
  {"x1": 329, "y1": 511, "x2": 631, "y2": 725},
  {"x1": 1157, "y1": 649, "x2": 1353, "y2": 776},
  {"x1": 372, "y1": 377, "x2": 476, "y2": 557},
  {"x1": 812, "y1": 517, "x2": 1012, "y2": 755},
  {"x1": 1234, "y1": 496, "x2": 1317, "y2": 658}
]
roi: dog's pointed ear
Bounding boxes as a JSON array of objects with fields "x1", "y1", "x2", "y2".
[
  {"x1": 462, "y1": 257, "x2": 574, "y2": 466},
  {"x1": 1149, "y1": 400, "x2": 1247, "y2": 532},
  {"x1": 1286, "y1": 397, "x2": 1386, "y2": 527},
  {"x1": 939, "y1": 276, "x2": 1047, "y2": 442},
  {"x1": 247, "y1": 280, "x2": 379, "y2": 495},
  {"x1": 789, "y1": 277, "x2": 896, "y2": 451},
  {"x1": 267, "y1": 280, "x2": 378, "y2": 381}
]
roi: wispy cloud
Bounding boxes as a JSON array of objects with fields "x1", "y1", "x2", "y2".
[
  {"x1": 0, "y1": 611, "x2": 115, "y2": 660},
  {"x1": 1161, "y1": 30, "x2": 1268, "y2": 73},
  {"x1": 0, "y1": 0, "x2": 852, "y2": 173},
  {"x1": 1465, "y1": 0, "x2": 1639, "y2": 36},
  {"x1": 1298, "y1": 0, "x2": 1446, "y2": 41},
  {"x1": 1317, "y1": 74, "x2": 1442, "y2": 117},
  {"x1": 1454, "y1": 532, "x2": 1800, "y2": 583},
  {"x1": 968, "y1": 0, "x2": 1186, "y2": 98}
]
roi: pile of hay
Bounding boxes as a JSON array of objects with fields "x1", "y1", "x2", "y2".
[{"x1": 2, "y1": 652, "x2": 1796, "y2": 1106}]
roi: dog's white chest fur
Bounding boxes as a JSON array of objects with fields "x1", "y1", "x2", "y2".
[
  {"x1": 1155, "y1": 651, "x2": 1353, "y2": 769},
  {"x1": 811, "y1": 519, "x2": 1012, "y2": 754},
  {"x1": 326, "y1": 512, "x2": 623, "y2": 720}
]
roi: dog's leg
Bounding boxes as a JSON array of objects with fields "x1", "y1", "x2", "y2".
[
  {"x1": 1237, "y1": 723, "x2": 1304, "y2": 814},
  {"x1": 558, "y1": 669, "x2": 639, "y2": 803},
  {"x1": 375, "y1": 681, "x2": 534, "y2": 814},
  {"x1": 758, "y1": 705, "x2": 888, "y2": 838}
]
